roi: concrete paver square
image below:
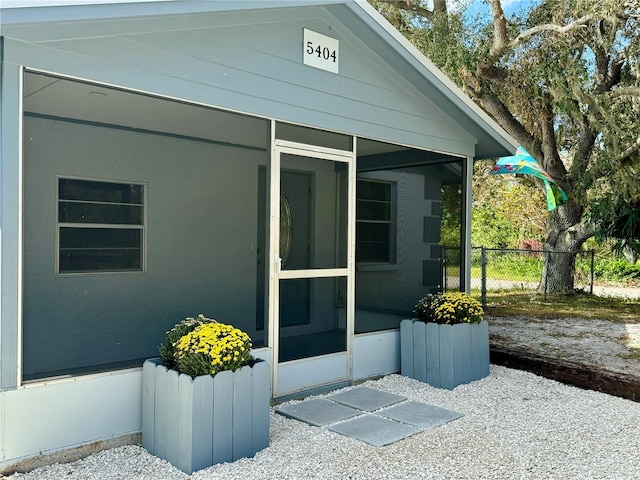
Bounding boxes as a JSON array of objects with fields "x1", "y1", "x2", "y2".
[
  {"x1": 327, "y1": 386, "x2": 406, "y2": 412},
  {"x1": 379, "y1": 401, "x2": 463, "y2": 429},
  {"x1": 328, "y1": 414, "x2": 421, "y2": 447},
  {"x1": 275, "y1": 398, "x2": 361, "y2": 426}
]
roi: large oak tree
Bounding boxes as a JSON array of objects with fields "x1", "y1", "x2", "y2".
[{"x1": 372, "y1": 0, "x2": 640, "y2": 292}]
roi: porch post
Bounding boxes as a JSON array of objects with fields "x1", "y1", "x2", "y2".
[
  {"x1": 462, "y1": 155, "x2": 473, "y2": 294},
  {"x1": 0, "y1": 55, "x2": 23, "y2": 389}
]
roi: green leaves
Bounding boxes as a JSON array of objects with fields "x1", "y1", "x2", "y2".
[{"x1": 158, "y1": 314, "x2": 217, "y2": 370}]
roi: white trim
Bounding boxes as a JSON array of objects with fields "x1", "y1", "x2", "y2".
[
  {"x1": 270, "y1": 142, "x2": 355, "y2": 397},
  {"x1": 346, "y1": 136, "x2": 357, "y2": 381},
  {"x1": 274, "y1": 140, "x2": 353, "y2": 160},
  {"x1": 463, "y1": 155, "x2": 473, "y2": 293},
  {"x1": 17, "y1": 65, "x2": 25, "y2": 388},
  {"x1": 278, "y1": 268, "x2": 348, "y2": 280},
  {"x1": 268, "y1": 123, "x2": 280, "y2": 396}
]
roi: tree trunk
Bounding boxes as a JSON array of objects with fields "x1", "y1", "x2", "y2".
[
  {"x1": 538, "y1": 199, "x2": 591, "y2": 294},
  {"x1": 541, "y1": 249, "x2": 577, "y2": 293}
]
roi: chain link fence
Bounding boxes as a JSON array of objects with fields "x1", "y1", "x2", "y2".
[{"x1": 443, "y1": 246, "x2": 595, "y2": 308}]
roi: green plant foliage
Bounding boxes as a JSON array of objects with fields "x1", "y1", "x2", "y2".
[
  {"x1": 472, "y1": 207, "x2": 520, "y2": 249},
  {"x1": 440, "y1": 183, "x2": 463, "y2": 247},
  {"x1": 158, "y1": 314, "x2": 217, "y2": 369},
  {"x1": 472, "y1": 162, "x2": 546, "y2": 249},
  {"x1": 486, "y1": 252, "x2": 543, "y2": 282},
  {"x1": 413, "y1": 292, "x2": 484, "y2": 325},
  {"x1": 592, "y1": 258, "x2": 640, "y2": 283}
]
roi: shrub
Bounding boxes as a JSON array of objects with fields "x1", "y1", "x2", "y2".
[
  {"x1": 413, "y1": 292, "x2": 484, "y2": 325},
  {"x1": 592, "y1": 258, "x2": 640, "y2": 282},
  {"x1": 158, "y1": 314, "x2": 252, "y2": 378},
  {"x1": 173, "y1": 322, "x2": 252, "y2": 378},
  {"x1": 158, "y1": 314, "x2": 216, "y2": 370}
]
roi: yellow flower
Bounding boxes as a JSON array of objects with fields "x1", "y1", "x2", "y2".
[{"x1": 171, "y1": 319, "x2": 252, "y2": 378}]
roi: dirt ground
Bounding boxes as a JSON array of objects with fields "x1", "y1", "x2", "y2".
[{"x1": 488, "y1": 315, "x2": 640, "y2": 377}]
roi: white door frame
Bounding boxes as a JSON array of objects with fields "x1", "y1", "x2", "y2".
[{"x1": 268, "y1": 137, "x2": 356, "y2": 397}]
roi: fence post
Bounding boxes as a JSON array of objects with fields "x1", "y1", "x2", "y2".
[
  {"x1": 480, "y1": 246, "x2": 487, "y2": 308},
  {"x1": 590, "y1": 249, "x2": 595, "y2": 294}
]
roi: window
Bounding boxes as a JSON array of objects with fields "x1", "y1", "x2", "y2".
[
  {"x1": 356, "y1": 179, "x2": 394, "y2": 263},
  {"x1": 57, "y1": 178, "x2": 145, "y2": 273}
]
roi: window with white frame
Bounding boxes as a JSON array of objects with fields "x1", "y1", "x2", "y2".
[
  {"x1": 356, "y1": 179, "x2": 394, "y2": 263},
  {"x1": 57, "y1": 178, "x2": 145, "y2": 273}
]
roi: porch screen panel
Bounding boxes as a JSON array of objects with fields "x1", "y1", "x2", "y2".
[
  {"x1": 22, "y1": 72, "x2": 270, "y2": 381},
  {"x1": 354, "y1": 142, "x2": 464, "y2": 333}
]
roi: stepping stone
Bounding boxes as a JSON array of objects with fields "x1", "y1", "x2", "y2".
[
  {"x1": 327, "y1": 386, "x2": 406, "y2": 412},
  {"x1": 379, "y1": 401, "x2": 463, "y2": 429},
  {"x1": 328, "y1": 414, "x2": 421, "y2": 447},
  {"x1": 276, "y1": 398, "x2": 361, "y2": 426}
]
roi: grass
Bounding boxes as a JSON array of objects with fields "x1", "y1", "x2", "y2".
[
  {"x1": 470, "y1": 266, "x2": 541, "y2": 282},
  {"x1": 477, "y1": 289, "x2": 640, "y2": 323}
]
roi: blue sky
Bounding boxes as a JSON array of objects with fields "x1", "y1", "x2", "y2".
[{"x1": 465, "y1": 0, "x2": 542, "y2": 18}]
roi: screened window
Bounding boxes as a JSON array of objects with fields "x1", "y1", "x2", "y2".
[
  {"x1": 57, "y1": 178, "x2": 145, "y2": 273},
  {"x1": 356, "y1": 179, "x2": 394, "y2": 263}
]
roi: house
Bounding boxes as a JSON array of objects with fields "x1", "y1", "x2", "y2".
[{"x1": 0, "y1": 0, "x2": 516, "y2": 472}]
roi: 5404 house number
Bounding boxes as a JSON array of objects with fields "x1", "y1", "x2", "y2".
[
  {"x1": 303, "y1": 28, "x2": 339, "y2": 74},
  {"x1": 306, "y1": 41, "x2": 337, "y2": 63}
]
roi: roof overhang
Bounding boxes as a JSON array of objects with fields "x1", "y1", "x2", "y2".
[{"x1": 0, "y1": 0, "x2": 517, "y2": 160}]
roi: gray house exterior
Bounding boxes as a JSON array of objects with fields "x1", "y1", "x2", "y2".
[{"x1": 0, "y1": 0, "x2": 516, "y2": 472}]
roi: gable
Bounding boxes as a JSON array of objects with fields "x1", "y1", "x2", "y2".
[{"x1": 0, "y1": 2, "x2": 507, "y2": 158}]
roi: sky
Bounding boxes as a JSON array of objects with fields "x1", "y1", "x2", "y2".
[{"x1": 464, "y1": 0, "x2": 543, "y2": 19}]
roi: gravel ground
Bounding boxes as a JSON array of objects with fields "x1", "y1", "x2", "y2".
[{"x1": 8, "y1": 366, "x2": 640, "y2": 480}]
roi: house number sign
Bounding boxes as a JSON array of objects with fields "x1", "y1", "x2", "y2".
[{"x1": 303, "y1": 28, "x2": 339, "y2": 74}]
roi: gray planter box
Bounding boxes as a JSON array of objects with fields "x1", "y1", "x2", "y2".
[
  {"x1": 400, "y1": 319, "x2": 490, "y2": 389},
  {"x1": 142, "y1": 357, "x2": 270, "y2": 474}
]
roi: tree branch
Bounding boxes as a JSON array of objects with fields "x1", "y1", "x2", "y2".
[
  {"x1": 475, "y1": 92, "x2": 537, "y2": 150},
  {"x1": 539, "y1": 98, "x2": 567, "y2": 182},
  {"x1": 570, "y1": 81, "x2": 621, "y2": 132},
  {"x1": 592, "y1": 43, "x2": 611, "y2": 94},
  {"x1": 569, "y1": 115, "x2": 596, "y2": 186},
  {"x1": 507, "y1": 15, "x2": 595, "y2": 49},
  {"x1": 479, "y1": 0, "x2": 508, "y2": 76},
  {"x1": 604, "y1": 52, "x2": 626, "y2": 91},
  {"x1": 609, "y1": 86, "x2": 640, "y2": 98},
  {"x1": 480, "y1": 65, "x2": 510, "y2": 84},
  {"x1": 563, "y1": 221, "x2": 597, "y2": 246},
  {"x1": 617, "y1": 135, "x2": 640, "y2": 165}
]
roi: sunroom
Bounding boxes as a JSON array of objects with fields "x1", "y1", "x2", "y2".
[{"x1": 0, "y1": 0, "x2": 515, "y2": 471}]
